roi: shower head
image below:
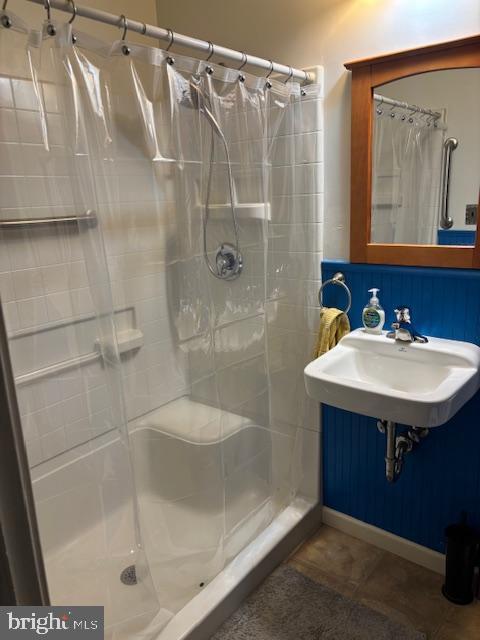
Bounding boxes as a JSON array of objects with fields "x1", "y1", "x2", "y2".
[{"x1": 184, "y1": 79, "x2": 242, "y2": 281}]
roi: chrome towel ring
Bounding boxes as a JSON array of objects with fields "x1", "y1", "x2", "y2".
[{"x1": 318, "y1": 272, "x2": 351, "y2": 314}]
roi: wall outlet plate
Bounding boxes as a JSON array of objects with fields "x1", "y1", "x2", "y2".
[{"x1": 465, "y1": 204, "x2": 478, "y2": 225}]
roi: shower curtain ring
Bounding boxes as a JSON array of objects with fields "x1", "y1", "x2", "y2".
[
  {"x1": 265, "y1": 60, "x2": 274, "y2": 88},
  {"x1": 1, "y1": 0, "x2": 11, "y2": 28},
  {"x1": 119, "y1": 14, "x2": 131, "y2": 55},
  {"x1": 166, "y1": 28, "x2": 174, "y2": 51},
  {"x1": 67, "y1": 0, "x2": 77, "y2": 24},
  {"x1": 376, "y1": 95, "x2": 383, "y2": 115},
  {"x1": 67, "y1": 0, "x2": 77, "y2": 43},
  {"x1": 237, "y1": 51, "x2": 247, "y2": 82},
  {"x1": 237, "y1": 52, "x2": 247, "y2": 70},
  {"x1": 284, "y1": 66, "x2": 293, "y2": 84},
  {"x1": 205, "y1": 41, "x2": 214, "y2": 61},
  {"x1": 44, "y1": 0, "x2": 56, "y2": 36},
  {"x1": 165, "y1": 29, "x2": 175, "y2": 64},
  {"x1": 120, "y1": 14, "x2": 128, "y2": 40}
]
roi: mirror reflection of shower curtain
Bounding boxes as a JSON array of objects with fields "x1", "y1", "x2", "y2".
[{"x1": 372, "y1": 110, "x2": 443, "y2": 244}]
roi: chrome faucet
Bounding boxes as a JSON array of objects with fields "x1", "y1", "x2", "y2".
[{"x1": 386, "y1": 306, "x2": 428, "y2": 343}]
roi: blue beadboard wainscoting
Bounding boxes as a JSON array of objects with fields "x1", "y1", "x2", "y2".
[
  {"x1": 437, "y1": 229, "x2": 476, "y2": 246},
  {"x1": 321, "y1": 260, "x2": 480, "y2": 553}
]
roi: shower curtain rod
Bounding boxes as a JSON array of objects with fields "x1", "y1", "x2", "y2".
[
  {"x1": 23, "y1": 0, "x2": 312, "y2": 84},
  {"x1": 374, "y1": 93, "x2": 441, "y2": 119}
]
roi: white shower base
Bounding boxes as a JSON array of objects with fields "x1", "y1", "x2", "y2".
[
  {"x1": 31, "y1": 400, "x2": 320, "y2": 640},
  {"x1": 151, "y1": 496, "x2": 317, "y2": 640}
]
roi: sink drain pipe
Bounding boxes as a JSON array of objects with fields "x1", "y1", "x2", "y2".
[{"x1": 377, "y1": 420, "x2": 429, "y2": 482}]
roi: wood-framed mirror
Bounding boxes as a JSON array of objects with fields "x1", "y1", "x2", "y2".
[{"x1": 346, "y1": 34, "x2": 480, "y2": 268}]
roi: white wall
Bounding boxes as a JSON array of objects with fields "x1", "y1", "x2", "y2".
[
  {"x1": 381, "y1": 69, "x2": 480, "y2": 231},
  {"x1": 157, "y1": 0, "x2": 480, "y2": 258}
]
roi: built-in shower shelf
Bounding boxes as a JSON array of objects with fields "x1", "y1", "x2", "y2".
[
  {"x1": 199, "y1": 202, "x2": 271, "y2": 222},
  {"x1": 98, "y1": 328, "x2": 144, "y2": 354},
  {"x1": 131, "y1": 396, "x2": 254, "y2": 445}
]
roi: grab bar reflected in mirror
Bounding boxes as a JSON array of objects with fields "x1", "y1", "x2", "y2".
[{"x1": 440, "y1": 137, "x2": 458, "y2": 230}]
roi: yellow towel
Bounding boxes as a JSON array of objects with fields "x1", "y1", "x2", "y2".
[{"x1": 313, "y1": 307, "x2": 350, "y2": 358}]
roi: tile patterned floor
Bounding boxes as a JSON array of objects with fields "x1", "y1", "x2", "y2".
[{"x1": 287, "y1": 525, "x2": 480, "y2": 640}]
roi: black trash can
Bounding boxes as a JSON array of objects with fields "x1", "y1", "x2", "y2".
[{"x1": 442, "y1": 521, "x2": 479, "y2": 605}]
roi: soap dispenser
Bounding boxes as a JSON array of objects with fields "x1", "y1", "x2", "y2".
[{"x1": 362, "y1": 288, "x2": 385, "y2": 334}]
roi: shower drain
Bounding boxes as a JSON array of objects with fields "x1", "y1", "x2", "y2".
[{"x1": 120, "y1": 564, "x2": 137, "y2": 586}]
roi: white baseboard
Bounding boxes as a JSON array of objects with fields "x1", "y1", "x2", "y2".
[{"x1": 322, "y1": 507, "x2": 445, "y2": 575}]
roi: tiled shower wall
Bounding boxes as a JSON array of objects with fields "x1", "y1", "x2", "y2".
[
  {"x1": 267, "y1": 77, "x2": 324, "y2": 499},
  {"x1": 0, "y1": 69, "x2": 324, "y2": 474},
  {"x1": 0, "y1": 75, "x2": 111, "y2": 466},
  {"x1": 0, "y1": 73, "x2": 188, "y2": 467}
]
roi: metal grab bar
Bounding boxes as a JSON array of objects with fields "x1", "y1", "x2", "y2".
[
  {"x1": 15, "y1": 352, "x2": 100, "y2": 387},
  {"x1": 0, "y1": 210, "x2": 97, "y2": 230},
  {"x1": 439, "y1": 137, "x2": 458, "y2": 230},
  {"x1": 13, "y1": 327, "x2": 144, "y2": 387}
]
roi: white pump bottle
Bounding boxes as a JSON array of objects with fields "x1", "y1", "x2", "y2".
[{"x1": 362, "y1": 288, "x2": 385, "y2": 334}]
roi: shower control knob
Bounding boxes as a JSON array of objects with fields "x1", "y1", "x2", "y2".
[{"x1": 215, "y1": 243, "x2": 243, "y2": 280}]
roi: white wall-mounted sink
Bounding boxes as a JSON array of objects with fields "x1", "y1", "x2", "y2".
[{"x1": 304, "y1": 329, "x2": 480, "y2": 427}]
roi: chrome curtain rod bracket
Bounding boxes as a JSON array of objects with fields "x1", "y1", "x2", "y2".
[{"x1": 24, "y1": 0, "x2": 312, "y2": 84}]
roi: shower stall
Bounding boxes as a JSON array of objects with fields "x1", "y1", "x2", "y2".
[{"x1": 0, "y1": 3, "x2": 323, "y2": 638}]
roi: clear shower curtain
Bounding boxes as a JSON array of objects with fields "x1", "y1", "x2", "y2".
[
  {"x1": 87, "y1": 39, "x2": 305, "y2": 613},
  {"x1": 372, "y1": 108, "x2": 443, "y2": 244},
  {"x1": 0, "y1": 11, "x2": 160, "y2": 639},
  {"x1": 0, "y1": 7, "x2": 307, "y2": 635}
]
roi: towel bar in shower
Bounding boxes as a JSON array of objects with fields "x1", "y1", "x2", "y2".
[{"x1": 0, "y1": 210, "x2": 98, "y2": 230}]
